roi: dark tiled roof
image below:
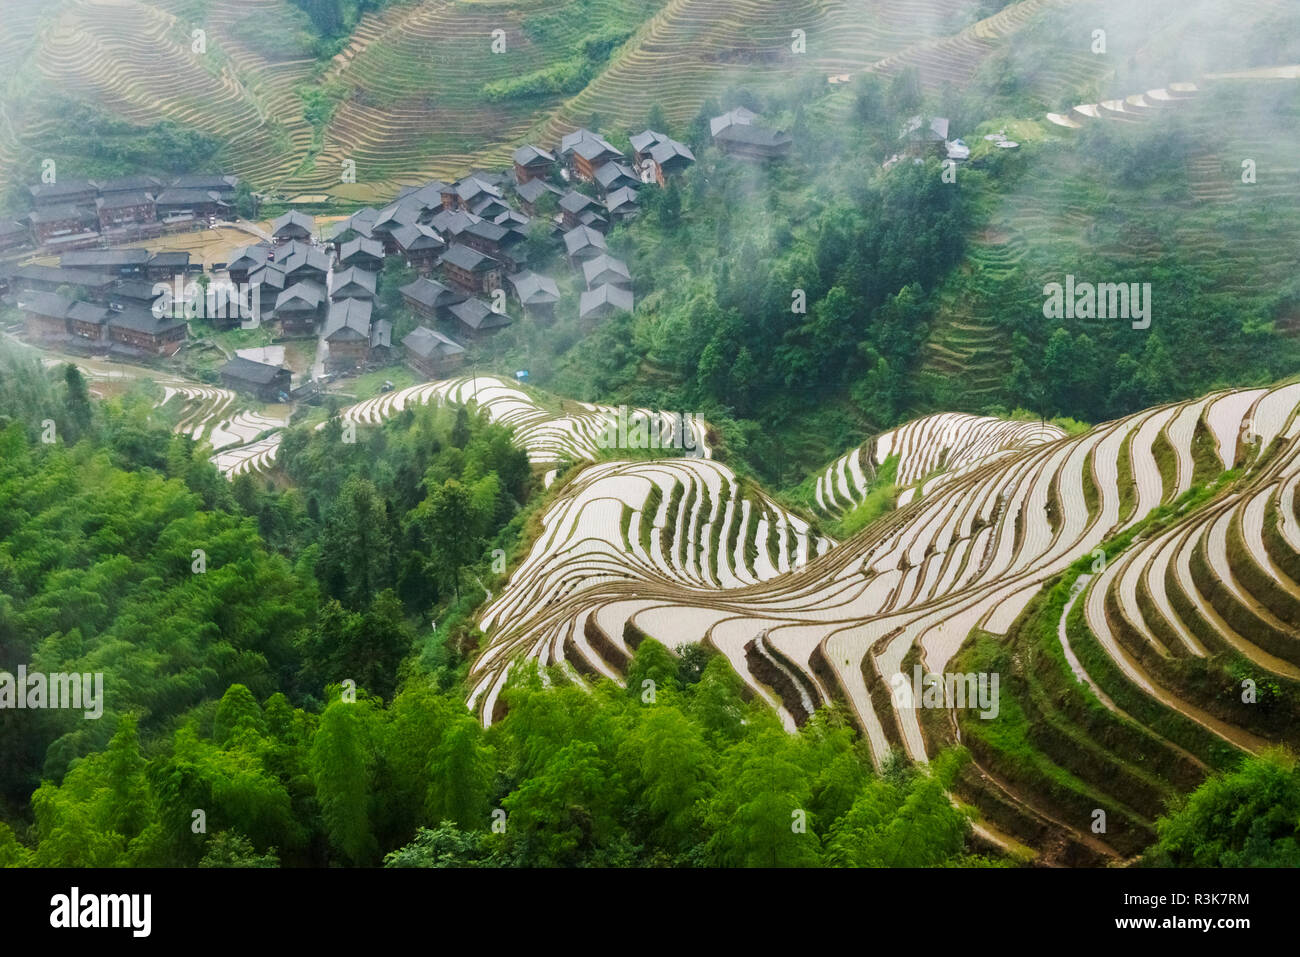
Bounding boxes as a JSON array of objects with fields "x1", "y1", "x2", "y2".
[
  {"x1": 399, "y1": 277, "x2": 464, "y2": 308},
  {"x1": 220, "y1": 356, "x2": 289, "y2": 386},
  {"x1": 403, "y1": 325, "x2": 465, "y2": 358},
  {"x1": 440, "y1": 243, "x2": 499, "y2": 272},
  {"x1": 450, "y1": 297, "x2": 510, "y2": 331}
]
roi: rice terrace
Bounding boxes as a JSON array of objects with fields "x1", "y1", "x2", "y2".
[{"x1": 0, "y1": 0, "x2": 1299, "y2": 926}]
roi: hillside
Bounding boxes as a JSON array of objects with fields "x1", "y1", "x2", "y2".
[{"x1": 0, "y1": 0, "x2": 1069, "y2": 202}]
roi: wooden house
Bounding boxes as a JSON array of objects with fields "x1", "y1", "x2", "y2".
[
  {"x1": 507, "y1": 270, "x2": 560, "y2": 322},
  {"x1": 582, "y1": 254, "x2": 632, "y2": 290},
  {"x1": 323, "y1": 298, "x2": 374, "y2": 371},
  {"x1": 513, "y1": 145, "x2": 556, "y2": 184},
  {"x1": 390, "y1": 224, "x2": 444, "y2": 272},
  {"x1": 579, "y1": 283, "x2": 634, "y2": 327},
  {"x1": 271, "y1": 210, "x2": 315, "y2": 244},
  {"x1": 402, "y1": 325, "x2": 467, "y2": 378},
  {"x1": 106, "y1": 307, "x2": 187, "y2": 356},
  {"x1": 146, "y1": 251, "x2": 194, "y2": 282},
  {"x1": 68, "y1": 301, "x2": 112, "y2": 342},
  {"x1": 61, "y1": 248, "x2": 151, "y2": 278},
  {"x1": 17, "y1": 290, "x2": 73, "y2": 341},
  {"x1": 29, "y1": 204, "x2": 99, "y2": 246},
  {"x1": 329, "y1": 266, "x2": 378, "y2": 302},
  {"x1": 274, "y1": 281, "x2": 326, "y2": 335},
  {"x1": 449, "y1": 297, "x2": 511, "y2": 340},
  {"x1": 219, "y1": 356, "x2": 293, "y2": 402},
  {"x1": 440, "y1": 243, "x2": 504, "y2": 294},
  {"x1": 95, "y1": 191, "x2": 156, "y2": 231},
  {"x1": 337, "y1": 236, "x2": 385, "y2": 271},
  {"x1": 561, "y1": 129, "x2": 624, "y2": 183},
  {"x1": 399, "y1": 277, "x2": 466, "y2": 321},
  {"x1": 562, "y1": 225, "x2": 607, "y2": 263}
]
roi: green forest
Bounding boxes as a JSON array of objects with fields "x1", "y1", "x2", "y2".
[{"x1": 0, "y1": 344, "x2": 1294, "y2": 867}]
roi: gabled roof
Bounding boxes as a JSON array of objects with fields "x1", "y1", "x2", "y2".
[
  {"x1": 579, "y1": 283, "x2": 634, "y2": 318},
  {"x1": 561, "y1": 129, "x2": 623, "y2": 163},
  {"x1": 396, "y1": 181, "x2": 450, "y2": 208},
  {"x1": 403, "y1": 325, "x2": 465, "y2": 359},
  {"x1": 449, "y1": 297, "x2": 511, "y2": 331},
  {"x1": 508, "y1": 270, "x2": 560, "y2": 305},
  {"x1": 440, "y1": 243, "x2": 499, "y2": 273},
  {"x1": 390, "y1": 223, "x2": 445, "y2": 252},
  {"x1": 229, "y1": 243, "x2": 273, "y2": 269},
  {"x1": 515, "y1": 178, "x2": 561, "y2": 204},
  {"x1": 111, "y1": 279, "x2": 164, "y2": 302},
  {"x1": 563, "y1": 225, "x2": 607, "y2": 257},
  {"x1": 95, "y1": 191, "x2": 155, "y2": 210},
  {"x1": 149, "y1": 251, "x2": 192, "y2": 268},
  {"x1": 629, "y1": 130, "x2": 664, "y2": 155},
  {"x1": 594, "y1": 161, "x2": 640, "y2": 191},
  {"x1": 271, "y1": 210, "x2": 315, "y2": 236},
  {"x1": 95, "y1": 175, "x2": 162, "y2": 194},
  {"x1": 29, "y1": 204, "x2": 98, "y2": 224},
  {"x1": 710, "y1": 107, "x2": 759, "y2": 137},
  {"x1": 370, "y1": 319, "x2": 392, "y2": 349},
  {"x1": 372, "y1": 201, "x2": 421, "y2": 231},
  {"x1": 67, "y1": 301, "x2": 111, "y2": 325},
  {"x1": 61, "y1": 249, "x2": 151, "y2": 269},
  {"x1": 513, "y1": 144, "x2": 556, "y2": 167},
  {"x1": 582, "y1": 254, "x2": 632, "y2": 287},
  {"x1": 605, "y1": 186, "x2": 639, "y2": 214},
  {"x1": 108, "y1": 306, "x2": 186, "y2": 335},
  {"x1": 15, "y1": 290, "x2": 73, "y2": 318},
  {"x1": 714, "y1": 123, "x2": 793, "y2": 149},
  {"x1": 331, "y1": 208, "x2": 380, "y2": 239},
  {"x1": 219, "y1": 356, "x2": 289, "y2": 386},
  {"x1": 155, "y1": 188, "x2": 233, "y2": 206},
  {"x1": 455, "y1": 176, "x2": 504, "y2": 202},
  {"x1": 248, "y1": 263, "x2": 288, "y2": 292},
  {"x1": 275, "y1": 281, "x2": 325, "y2": 310},
  {"x1": 399, "y1": 277, "x2": 465, "y2": 309},
  {"x1": 559, "y1": 190, "x2": 599, "y2": 214},
  {"x1": 280, "y1": 243, "x2": 331, "y2": 276},
  {"x1": 467, "y1": 194, "x2": 509, "y2": 218},
  {"x1": 339, "y1": 236, "x2": 385, "y2": 262},
  {"x1": 494, "y1": 209, "x2": 530, "y2": 229},
  {"x1": 323, "y1": 298, "x2": 373, "y2": 341},
  {"x1": 28, "y1": 180, "x2": 96, "y2": 202},
  {"x1": 462, "y1": 219, "x2": 509, "y2": 244},
  {"x1": 903, "y1": 115, "x2": 950, "y2": 142},
  {"x1": 649, "y1": 138, "x2": 696, "y2": 166},
  {"x1": 8, "y1": 264, "x2": 108, "y2": 287},
  {"x1": 428, "y1": 208, "x2": 481, "y2": 237},
  {"x1": 330, "y1": 266, "x2": 378, "y2": 298},
  {"x1": 169, "y1": 174, "x2": 238, "y2": 191}
]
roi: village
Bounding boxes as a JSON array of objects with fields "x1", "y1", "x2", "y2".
[
  {"x1": 0, "y1": 104, "x2": 967, "y2": 470},
  {"x1": 0, "y1": 116, "x2": 775, "y2": 403}
]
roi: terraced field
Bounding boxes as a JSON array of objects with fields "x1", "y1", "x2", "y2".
[
  {"x1": 925, "y1": 70, "x2": 1300, "y2": 409},
  {"x1": 813, "y1": 410, "x2": 1064, "y2": 517},
  {"x1": 469, "y1": 379, "x2": 1300, "y2": 858},
  {"x1": 0, "y1": 0, "x2": 1076, "y2": 200}
]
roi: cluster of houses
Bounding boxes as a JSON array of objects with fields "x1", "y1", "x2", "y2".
[
  {"x1": 312, "y1": 124, "x2": 700, "y2": 379},
  {"x1": 3, "y1": 112, "x2": 797, "y2": 392},
  {"x1": 2, "y1": 174, "x2": 241, "y2": 254},
  {"x1": 883, "y1": 116, "x2": 970, "y2": 169},
  {"x1": 1, "y1": 247, "x2": 199, "y2": 357}
]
